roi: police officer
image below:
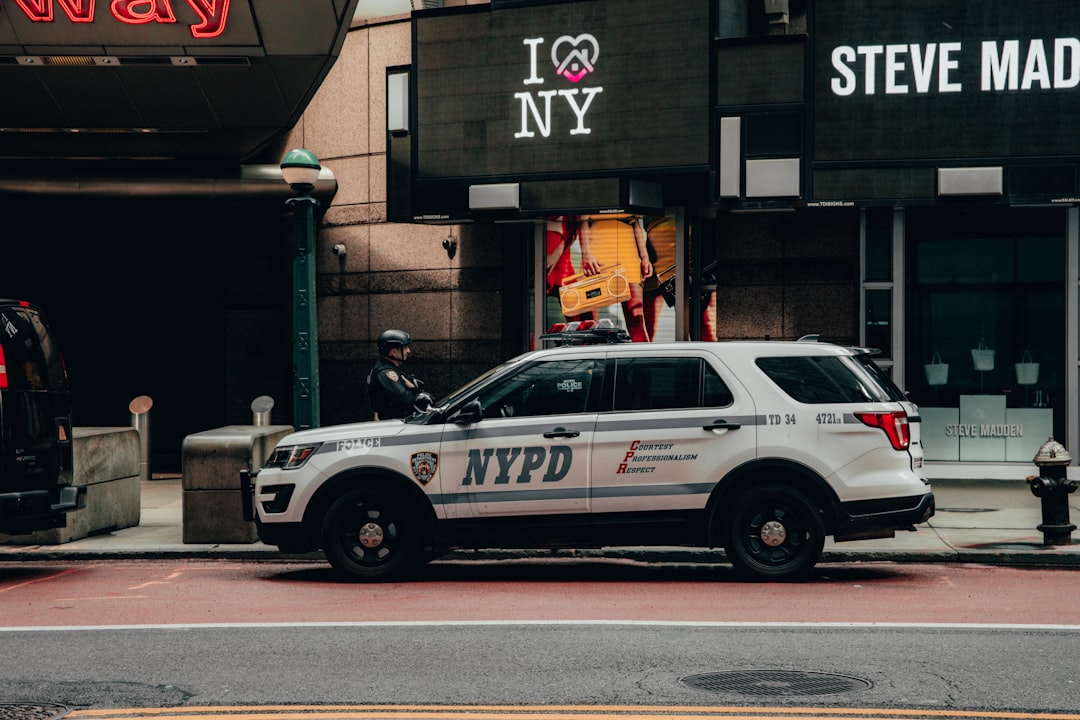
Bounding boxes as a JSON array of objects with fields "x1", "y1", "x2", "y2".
[{"x1": 367, "y1": 329, "x2": 433, "y2": 420}]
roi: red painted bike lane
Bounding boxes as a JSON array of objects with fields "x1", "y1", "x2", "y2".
[{"x1": 2, "y1": 559, "x2": 1079, "y2": 628}]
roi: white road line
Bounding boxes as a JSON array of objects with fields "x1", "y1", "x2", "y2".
[{"x1": 1, "y1": 620, "x2": 1079, "y2": 632}]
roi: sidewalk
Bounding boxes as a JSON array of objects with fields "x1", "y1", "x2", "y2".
[{"x1": 2, "y1": 477, "x2": 1078, "y2": 567}]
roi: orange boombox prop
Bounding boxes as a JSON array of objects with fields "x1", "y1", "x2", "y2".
[{"x1": 559, "y1": 266, "x2": 631, "y2": 316}]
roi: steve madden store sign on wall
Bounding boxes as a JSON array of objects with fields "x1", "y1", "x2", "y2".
[
  {"x1": 921, "y1": 396, "x2": 1052, "y2": 462},
  {"x1": 412, "y1": 0, "x2": 709, "y2": 180},
  {"x1": 830, "y1": 38, "x2": 1080, "y2": 96},
  {"x1": 812, "y1": 0, "x2": 1080, "y2": 162}
]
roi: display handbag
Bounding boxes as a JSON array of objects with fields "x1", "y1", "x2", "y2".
[
  {"x1": 1015, "y1": 350, "x2": 1040, "y2": 386},
  {"x1": 924, "y1": 352, "x2": 949, "y2": 386},
  {"x1": 971, "y1": 338, "x2": 995, "y2": 372}
]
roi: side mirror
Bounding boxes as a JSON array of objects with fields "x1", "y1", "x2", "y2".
[{"x1": 449, "y1": 398, "x2": 483, "y2": 425}]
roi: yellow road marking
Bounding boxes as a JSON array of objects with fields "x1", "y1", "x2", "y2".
[{"x1": 66, "y1": 705, "x2": 1080, "y2": 720}]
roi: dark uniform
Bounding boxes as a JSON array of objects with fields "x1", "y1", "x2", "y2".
[
  {"x1": 366, "y1": 357, "x2": 425, "y2": 420},
  {"x1": 367, "y1": 329, "x2": 432, "y2": 420}
]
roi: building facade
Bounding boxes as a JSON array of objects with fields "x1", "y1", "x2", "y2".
[{"x1": 3, "y1": 0, "x2": 1078, "y2": 481}]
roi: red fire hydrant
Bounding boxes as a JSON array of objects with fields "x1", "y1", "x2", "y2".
[{"x1": 1026, "y1": 438, "x2": 1078, "y2": 546}]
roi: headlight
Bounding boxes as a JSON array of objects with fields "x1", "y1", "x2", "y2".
[{"x1": 264, "y1": 443, "x2": 321, "y2": 469}]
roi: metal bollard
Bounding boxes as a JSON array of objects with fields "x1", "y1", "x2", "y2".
[
  {"x1": 251, "y1": 395, "x2": 275, "y2": 426},
  {"x1": 1026, "y1": 437, "x2": 1078, "y2": 545},
  {"x1": 129, "y1": 395, "x2": 154, "y2": 482}
]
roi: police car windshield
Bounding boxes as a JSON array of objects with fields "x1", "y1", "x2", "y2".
[{"x1": 402, "y1": 354, "x2": 529, "y2": 425}]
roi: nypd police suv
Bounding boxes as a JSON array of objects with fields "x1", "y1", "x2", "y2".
[{"x1": 244, "y1": 322, "x2": 933, "y2": 581}]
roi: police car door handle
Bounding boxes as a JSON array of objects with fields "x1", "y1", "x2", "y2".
[
  {"x1": 543, "y1": 427, "x2": 580, "y2": 439},
  {"x1": 704, "y1": 419, "x2": 741, "y2": 431}
]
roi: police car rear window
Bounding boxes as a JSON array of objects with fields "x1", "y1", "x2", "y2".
[
  {"x1": 756, "y1": 355, "x2": 894, "y2": 404},
  {"x1": 855, "y1": 354, "x2": 907, "y2": 401}
]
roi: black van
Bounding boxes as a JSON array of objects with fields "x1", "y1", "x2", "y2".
[{"x1": 0, "y1": 299, "x2": 84, "y2": 535}]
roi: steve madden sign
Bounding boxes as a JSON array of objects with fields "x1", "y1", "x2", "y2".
[
  {"x1": 945, "y1": 423, "x2": 1025, "y2": 438},
  {"x1": 5, "y1": 0, "x2": 230, "y2": 38},
  {"x1": 831, "y1": 37, "x2": 1080, "y2": 95},
  {"x1": 812, "y1": 1, "x2": 1080, "y2": 164}
]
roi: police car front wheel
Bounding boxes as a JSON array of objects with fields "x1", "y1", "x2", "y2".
[
  {"x1": 723, "y1": 484, "x2": 826, "y2": 582},
  {"x1": 321, "y1": 488, "x2": 421, "y2": 582}
]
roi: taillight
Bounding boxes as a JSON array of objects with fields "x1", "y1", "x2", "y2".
[
  {"x1": 0, "y1": 344, "x2": 7, "y2": 389},
  {"x1": 855, "y1": 410, "x2": 910, "y2": 451}
]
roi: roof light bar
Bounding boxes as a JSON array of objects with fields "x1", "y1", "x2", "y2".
[{"x1": 540, "y1": 318, "x2": 631, "y2": 346}]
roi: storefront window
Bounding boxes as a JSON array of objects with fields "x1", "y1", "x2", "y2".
[
  {"x1": 907, "y1": 208, "x2": 1066, "y2": 462},
  {"x1": 542, "y1": 214, "x2": 678, "y2": 343}
]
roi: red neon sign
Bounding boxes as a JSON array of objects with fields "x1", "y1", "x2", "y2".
[{"x1": 10, "y1": 0, "x2": 230, "y2": 39}]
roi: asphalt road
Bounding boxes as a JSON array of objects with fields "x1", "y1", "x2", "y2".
[
  {"x1": 2, "y1": 621, "x2": 1079, "y2": 713},
  {"x1": 2, "y1": 559, "x2": 1079, "y2": 717}
]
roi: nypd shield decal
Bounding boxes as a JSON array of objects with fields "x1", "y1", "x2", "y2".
[{"x1": 411, "y1": 451, "x2": 438, "y2": 484}]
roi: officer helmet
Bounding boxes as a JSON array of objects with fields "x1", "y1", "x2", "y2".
[{"x1": 377, "y1": 329, "x2": 412, "y2": 356}]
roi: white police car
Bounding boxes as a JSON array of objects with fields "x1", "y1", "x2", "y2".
[{"x1": 244, "y1": 322, "x2": 933, "y2": 581}]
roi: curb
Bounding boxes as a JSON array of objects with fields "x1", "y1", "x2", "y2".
[{"x1": 5, "y1": 546, "x2": 1078, "y2": 569}]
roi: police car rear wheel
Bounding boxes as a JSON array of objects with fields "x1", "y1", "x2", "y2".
[
  {"x1": 322, "y1": 488, "x2": 420, "y2": 582},
  {"x1": 724, "y1": 484, "x2": 825, "y2": 581}
]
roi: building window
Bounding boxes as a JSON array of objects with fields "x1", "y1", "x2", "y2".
[{"x1": 861, "y1": 208, "x2": 894, "y2": 361}]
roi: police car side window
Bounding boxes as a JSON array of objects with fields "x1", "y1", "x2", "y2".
[
  {"x1": 477, "y1": 359, "x2": 598, "y2": 418},
  {"x1": 703, "y1": 363, "x2": 735, "y2": 407},
  {"x1": 613, "y1": 358, "x2": 733, "y2": 411}
]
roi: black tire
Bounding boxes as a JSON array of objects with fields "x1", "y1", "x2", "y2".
[
  {"x1": 723, "y1": 484, "x2": 825, "y2": 581},
  {"x1": 321, "y1": 488, "x2": 421, "y2": 582}
]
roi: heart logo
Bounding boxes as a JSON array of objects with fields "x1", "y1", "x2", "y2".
[{"x1": 551, "y1": 33, "x2": 600, "y2": 83}]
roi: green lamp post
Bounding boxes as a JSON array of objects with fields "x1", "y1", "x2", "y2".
[{"x1": 281, "y1": 148, "x2": 322, "y2": 430}]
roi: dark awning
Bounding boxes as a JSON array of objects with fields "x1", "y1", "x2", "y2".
[{"x1": 0, "y1": 0, "x2": 359, "y2": 162}]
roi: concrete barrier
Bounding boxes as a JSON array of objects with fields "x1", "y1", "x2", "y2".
[
  {"x1": 1, "y1": 427, "x2": 141, "y2": 545},
  {"x1": 181, "y1": 425, "x2": 292, "y2": 543}
]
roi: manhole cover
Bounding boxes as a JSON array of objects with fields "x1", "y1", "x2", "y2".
[
  {"x1": 682, "y1": 670, "x2": 871, "y2": 697},
  {"x1": 0, "y1": 704, "x2": 69, "y2": 720}
]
